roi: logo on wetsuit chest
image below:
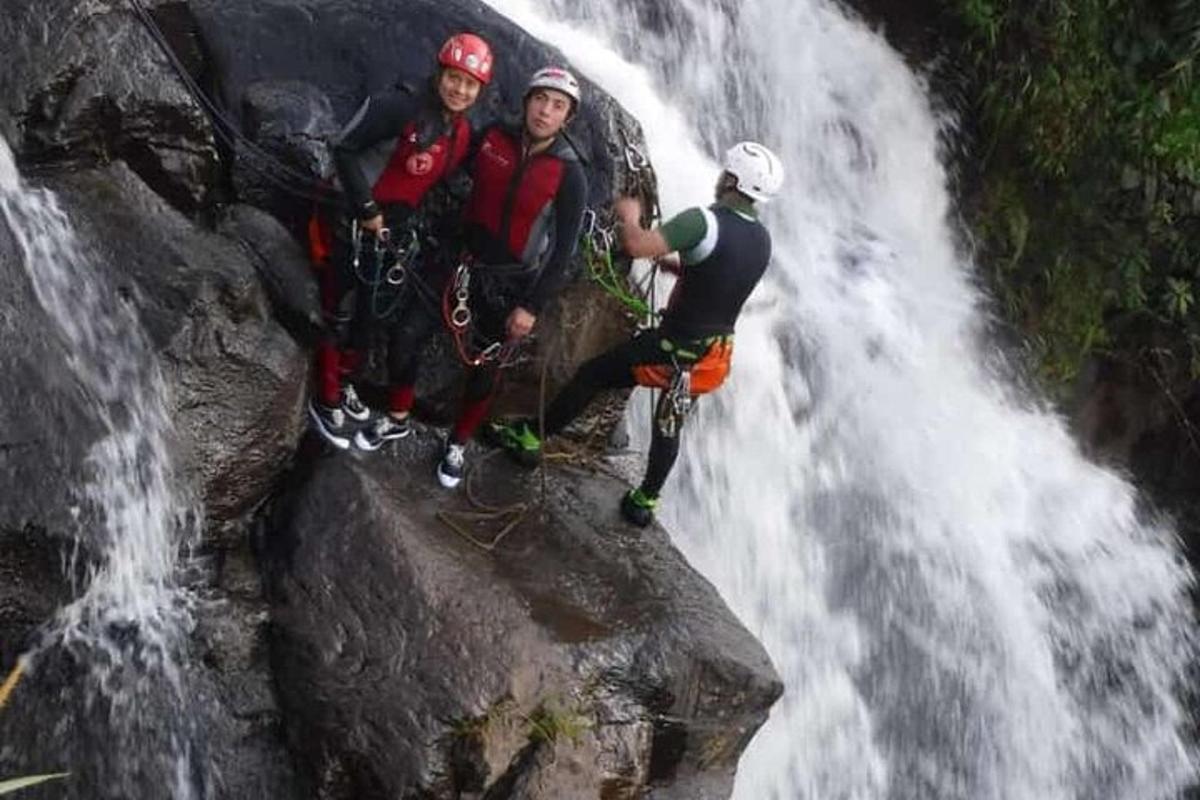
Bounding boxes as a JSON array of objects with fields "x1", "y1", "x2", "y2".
[
  {"x1": 480, "y1": 139, "x2": 512, "y2": 168},
  {"x1": 405, "y1": 135, "x2": 443, "y2": 176}
]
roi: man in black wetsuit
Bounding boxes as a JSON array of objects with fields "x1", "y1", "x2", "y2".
[{"x1": 488, "y1": 141, "x2": 784, "y2": 526}]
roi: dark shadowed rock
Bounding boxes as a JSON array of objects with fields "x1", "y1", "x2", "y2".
[
  {"x1": 0, "y1": 0, "x2": 219, "y2": 211},
  {"x1": 217, "y1": 203, "x2": 325, "y2": 346},
  {"x1": 189, "y1": 0, "x2": 649, "y2": 222},
  {"x1": 265, "y1": 437, "x2": 781, "y2": 799}
]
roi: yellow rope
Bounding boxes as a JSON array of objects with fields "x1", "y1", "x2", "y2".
[{"x1": 0, "y1": 658, "x2": 26, "y2": 710}]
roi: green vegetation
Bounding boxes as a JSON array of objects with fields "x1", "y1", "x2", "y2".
[
  {"x1": 523, "y1": 700, "x2": 592, "y2": 746},
  {"x1": 950, "y1": 0, "x2": 1200, "y2": 391}
]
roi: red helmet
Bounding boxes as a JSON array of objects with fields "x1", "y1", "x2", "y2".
[{"x1": 438, "y1": 33, "x2": 494, "y2": 85}]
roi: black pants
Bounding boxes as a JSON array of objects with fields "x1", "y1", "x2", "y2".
[{"x1": 542, "y1": 331, "x2": 699, "y2": 498}]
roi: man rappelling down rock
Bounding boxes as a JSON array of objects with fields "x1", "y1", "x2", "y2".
[{"x1": 487, "y1": 142, "x2": 783, "y2": 526}]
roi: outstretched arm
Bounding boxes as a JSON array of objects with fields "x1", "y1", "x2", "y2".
[{"x1": 614, "y1": 196, "x2": 671, "y2": 259}]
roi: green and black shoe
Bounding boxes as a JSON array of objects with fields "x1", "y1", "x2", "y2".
[
  {"x1": 483, "y1": 417, "x2": 542, "y2": 468},
  {"x1": 620, "y1": 488, "x2": 658, "y2": 528}
]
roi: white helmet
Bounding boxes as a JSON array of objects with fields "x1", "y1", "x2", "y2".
[
  {"x1": 525, "y1": 66, "x2": 582, "y2": 108},
  {"x1": 722, "y1": 141, "x2": 784, "y2": 203}
]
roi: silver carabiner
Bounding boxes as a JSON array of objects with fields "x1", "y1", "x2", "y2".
[
  {"x1": 625, "y1": 144, "x2": 649, "y2": 172},
  {"x1": 479, "y1": 341, "x2": 502, "y2": 361},
  {"x1": 385, "y1": 264, "x2": 406, "y2": 286}
]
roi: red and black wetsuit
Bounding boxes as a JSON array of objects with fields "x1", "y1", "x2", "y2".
[
  {"x1": 314, "y1": 87, "x2": 472, "y2": 408},
  {"x1": 440, "y1": 122, "x2": 588, "y2": 442}
]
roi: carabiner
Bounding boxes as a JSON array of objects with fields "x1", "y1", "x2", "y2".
[{"x1": 625, "y1": 144, "x2": 649, "y2": 172}]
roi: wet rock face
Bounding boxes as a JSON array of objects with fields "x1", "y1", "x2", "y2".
[
  {"x1": 266, "y1": 443, "x2": 782, "y2": 800},
  {"x1": 39, "y1": 162, "x2": 310, "y2": 534}
]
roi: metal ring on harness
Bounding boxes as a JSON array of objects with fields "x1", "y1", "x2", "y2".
[
  {"x1": 450, "y1": 304, "x2": 472, "y2": 328},
  {"x1": 385, "y1": 264, "x2": 407, "y2": 286},
  {"x1": 654, "y1": 360, "x2": 693, "y2": 439}
]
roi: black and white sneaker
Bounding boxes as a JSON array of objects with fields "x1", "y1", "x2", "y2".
[
  {"x1": 353, "y1": 413, "x2": 412, "y2": 451},
  {"x1": 436, "y1": 439, "x2": 466, "y2": 488},
  {"x1": 341, "y1": 383, "x2": 370, "y2": 422},
  {"x1": 308, "y1": 398, "x2": 351, "y2": 450}
]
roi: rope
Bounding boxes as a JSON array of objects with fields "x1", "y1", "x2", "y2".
[
  {"x1": 439, "y1": 323, "x2": 555, "y2": 549},
  {"x1": 437, "y1": 449, "x2": 531, "y2": 551},
  {"x1": 0, "y1": 659, "x2": 26, "y2": 710}
]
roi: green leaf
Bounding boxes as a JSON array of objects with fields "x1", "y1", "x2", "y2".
[
  {"x1": 0, "y1": 774, "x2": 70, "y2": 795},
  {"x1": 1163, "y1": 277, "x2": 1195, "y2": 318}
]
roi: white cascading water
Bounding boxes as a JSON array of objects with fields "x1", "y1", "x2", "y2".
[
  {"x1": 485, "y1": 1, "x2": 1199, "y2": 798},
  {"x1": 0, "y1": 139, "x2": 199, "y2": 798}
]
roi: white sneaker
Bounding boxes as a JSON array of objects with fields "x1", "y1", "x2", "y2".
[{"x1": 436, "y1": 440, "x2": 466, "y2": 488}]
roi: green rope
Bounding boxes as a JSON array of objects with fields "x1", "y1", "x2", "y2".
[{"x1": 581, "y1": 235, "x2": 656, "y2": 319}]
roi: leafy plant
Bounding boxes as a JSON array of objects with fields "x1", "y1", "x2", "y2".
[
  {"x1": 524, "y1": 701, "x2": 592, "y2": 746},
  {"x1": 946, "y1": 0, "x2": 1200, "y2": 395}
]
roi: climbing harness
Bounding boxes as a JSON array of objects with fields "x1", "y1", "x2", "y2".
[
  {"x1": 441, "y1": 259, "x2": 525, "y2": 368},
  {"x1": 349, "y1": 220, "x2": 423, "y2": 320}
]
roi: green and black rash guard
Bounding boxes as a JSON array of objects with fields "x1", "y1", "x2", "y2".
[{"x1": 656, "y1": 200, "x2": 773, "y2": 339}]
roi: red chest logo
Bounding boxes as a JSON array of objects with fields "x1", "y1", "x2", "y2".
[{"x1": 406, "y1": 152, "x2": 435, "y2": 176}]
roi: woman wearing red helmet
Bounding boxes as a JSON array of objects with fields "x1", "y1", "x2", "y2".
[{"x1": 309, "y1": 32, "x2": 493, "y2": 450}]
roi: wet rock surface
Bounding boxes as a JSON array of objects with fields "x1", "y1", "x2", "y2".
[{"x1": 266, "y1": 436, "x2": 781, "y2": 799}]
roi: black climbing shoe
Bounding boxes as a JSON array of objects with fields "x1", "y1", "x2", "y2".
[
  {"x1": 482, "y1": 418, "x2": 542, "y2": 468},
  {"x1": 308, "y1": 398, "x2": 351, "y2": 450},
  {"x1": 620, "y1": 489, "x2": 657, "y2": 528},
  {"x1": 354, "y1": 413, "x2": 412, "y2": 451}
]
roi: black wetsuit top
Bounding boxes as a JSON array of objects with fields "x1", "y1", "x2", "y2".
[{"x1": 658, "y1": 203, "x2": 773, "y2": 339}]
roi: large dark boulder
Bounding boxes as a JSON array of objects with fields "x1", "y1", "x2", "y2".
[
  {"x1": 266, "y1": 438, "x2": 782, "y2": 800},
  {"x1": 0, "y1": 0, "x2": 219, "y2": 211},
  {"x1": 39, "y1": 161, "x2": 309, "y2": 532}
]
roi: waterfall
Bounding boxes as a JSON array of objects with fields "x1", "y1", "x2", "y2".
[
  {"x1": 0, "y1": 139, "x2": 201, "y2": 799},
  {"x1": 482, "y1": 1, "x2": 1199, "y2": 798}
]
